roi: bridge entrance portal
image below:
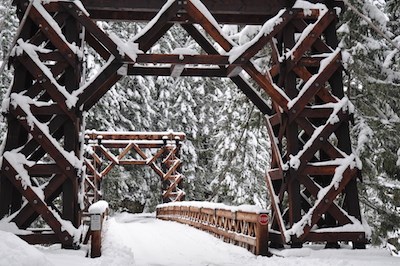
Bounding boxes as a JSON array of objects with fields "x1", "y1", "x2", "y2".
[{"x1": 0, "y1": 0, "x2": 366, "y2": 248}]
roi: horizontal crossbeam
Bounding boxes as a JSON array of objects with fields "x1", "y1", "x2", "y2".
[
  {"x1": 77, "y1": 0, "x2": 344, "y2": 24},
  {"x1": 85, "y1": 131, "x2": 186, "y2": 141}
]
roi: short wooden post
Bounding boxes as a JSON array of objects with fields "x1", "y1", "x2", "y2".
[
  {"x1": 88, "y1": 200, "x2": 109, "y2": 258},
  {"x1": 255, "y1": 212, "x2": 269, "y2": 256},
  {"x1": 90, "y1": 213, "x2": 102, "y2": 258}
]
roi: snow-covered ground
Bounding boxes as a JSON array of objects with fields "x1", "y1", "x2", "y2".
[{"x1": 1, "y1": 212, "x2": 399, "y2": 266}]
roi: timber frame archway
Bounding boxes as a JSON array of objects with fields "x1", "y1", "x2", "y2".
[
  {"x1": 0, "y1": 0, "x2": 367, "y2": 248},
  {"x1": 83, "y1": 130, "x2": 186, "y2": 207}
]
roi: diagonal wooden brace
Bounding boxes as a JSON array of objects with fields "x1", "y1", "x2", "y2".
[
  {"x1": 16, "y1": 48, "x2": 77, "y2": 121},
  {"x1": 29, "y1": 2, "x2": 78, "y2": 66},
  {"x1": 293, "y1": 167, "x2": 359, "y2": 241},
  {"x1": 9, "y1": 102, "x2": 80, "y2": 182},
  {"x1": 2, "y1": 158, "x2": 75, "y2": 245}
]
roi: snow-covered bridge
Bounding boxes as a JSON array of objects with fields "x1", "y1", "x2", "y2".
[
  {"x1": 1, "y1": 212, "x2": 399, "y2": 265},
  {"x1": 0, "y1": 0, "x2": 368, "y2": 255}
]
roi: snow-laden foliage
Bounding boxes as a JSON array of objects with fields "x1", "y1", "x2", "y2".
[
  {"x1": 340, "y1": 0, "x2": 400, "y2": 249},
  {"x1": 0, "y1": 0, "x2": 17, "y2": 141}
]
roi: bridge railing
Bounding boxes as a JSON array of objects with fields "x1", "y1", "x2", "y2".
[{"x1": 156, "y1": 202, "x2": 269, "y2": 256}]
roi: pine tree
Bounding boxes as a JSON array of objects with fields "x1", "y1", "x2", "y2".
[
  {"x1": 339, "y1": 0, "x2": 400, "y2": 247},
  {"x1": 0, "y1": 0, "x2": 17, "y2": 140}
]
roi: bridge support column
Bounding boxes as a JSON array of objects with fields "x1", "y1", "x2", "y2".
[
  {"x1": 0, "y1": 0, "x2": 83, "y2": 246},
  {"x1": 264, "y1": 4, "x2": 366, "y2": 248}
]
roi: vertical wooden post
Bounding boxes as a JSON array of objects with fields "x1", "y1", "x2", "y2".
[
  {"x1": 88, "y1": 200, "x2": 109, "y2": 258},
  {"x1": 255, "y1": 212, "x2": 269, "y2": 256},
  {"x1": 0, "y1": 3, "x2": 33, "y2": 219},
  {"x1": 90, "y1": 213, "x2": 103, "y2": 258}
]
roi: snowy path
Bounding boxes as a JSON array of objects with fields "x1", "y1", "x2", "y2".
[
  {"x1": 98, "y1": 213, "x2": 399, "y2": 266},
  {"x1": 105, "y1": 213, "x2": 258, "y2": 265},
  {"x1": 2, "y1": 212, "x2": 399, "y2": 266}
]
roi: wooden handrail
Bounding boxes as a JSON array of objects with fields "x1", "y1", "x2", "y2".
[{"x1": 156, "y1": 202, "x2": 269, "y2": 256}]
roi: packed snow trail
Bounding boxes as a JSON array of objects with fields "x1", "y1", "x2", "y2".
[
  {"x1": 98, "y1": 213, "x2": 399, "y2": 266},
  {"x1": 1, "y1": 212, "x2": 399, "y2": 265},
  {"x1": 104, "y1": 213, "x2": 258, "y2": 265}
]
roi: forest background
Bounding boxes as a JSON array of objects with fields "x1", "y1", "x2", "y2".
[{"x1": 0, "y1": 0, "x2": 399, "y2": 250}]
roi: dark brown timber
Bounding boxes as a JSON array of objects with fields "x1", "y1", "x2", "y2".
[{"x1": 1, "y1": 0, "x2": 365, "y2": 250}]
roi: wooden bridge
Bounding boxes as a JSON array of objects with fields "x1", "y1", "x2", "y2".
[
  {"x1": 83, "y1": 131, "x2": 186, "y2": 206},
  {"x1": 0, "y1": 0, "x2": 367, "y2": 251}
]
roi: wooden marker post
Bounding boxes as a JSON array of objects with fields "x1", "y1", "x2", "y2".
[
  {"x1": 256, "y1": 212, "x2": 269, "y2": 256},
  {"x1": 88, "y1": 200, "x2": 109, "y2": 258},
  {"x1": 90, "y1": 213, "x2": 102, "y2": 258}
]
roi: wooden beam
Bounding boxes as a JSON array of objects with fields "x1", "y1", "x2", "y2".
[
  {"x1": 297, "y1": 167, "x2": 358, "y2": 240},
  {"x1": 227, "y1": 10, "x2": 295, "y2": 72},
  {"x1": 18, "y1": 233, "x2": 61, "y2": 245},
  {"x1": 85, "y1": 131, "x2": 186, "y2": 141},
  {"x1": 76, "y1": 58, "x2": 123, "y2": 110},
  {"x1": 184, "y1": 1, "x2": 232, "y2": 52},
  {"x1": 12, "y1": 173, "x2": 66, "y2": 229},
  {"x1": 21, "y1": 116, "x2": 68, "y2": 161},
  {"x1": 305, "y1": 231, "x2": 366, "y2": 243},
  {"x1": 128, "y1": 65, "x2": 227, "y2": 77},
  {"x1": 288, "y1": 12, "x2": 336, "y2": 65},
  {"x1": 288, "y1": 51, "x2": 342, "y2": 121},
  {"x1": 10, "y1": 106, "x2": 79, "y2": 182},
  {"x1": 80, "y1": 0, "x2": 285, "y2": 24},
  {"x1": 60, "y1": 2, "x2": 122, "y2": 59},
  {"x1": 136, "y1": 54, "x2": 234, "y2": 65},
  {"x1": 17, "y1": 53, "x2": 77, "y2": 121},
  {"x1": 3, "y1": 159, "x2": 74, "y2": 245},
  {"x1": 28, "y1": 4, "x2": 77, "y2": 66},
  {"x1": 244, "y1": 63, "x2": 289, "y2": 110},
  {"x1": 138, "y1": 23, "x2": 173, "y2": 53},
  {"x1": 133, "y1": 1, "x2": 180, "y2": 51},
  {"x1": 182, "y1": 23, "x2": 273, "y2": 115}
]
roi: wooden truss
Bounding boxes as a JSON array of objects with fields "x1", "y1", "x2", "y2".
[
  {"x1": 83, "y1": 131, "x2": 186, "y2": 209},
  {"x1": 0, "y1": 0, "x2": 366, "y2": 247}
]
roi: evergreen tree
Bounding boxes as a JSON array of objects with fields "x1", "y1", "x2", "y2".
[
  {"x1": 0, "y1": 0, "x2": 17, "y2": 140},
  {"x1": 339, "y1": 0, "x2": 400, "y2": 247}
]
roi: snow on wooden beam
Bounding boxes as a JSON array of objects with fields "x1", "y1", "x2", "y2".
[
  {"x1": 170, "y1": 64, "x2": 185, "y2": 78},
  {"x1": 227, "y1": 10, "x2": 295, "y2": 66},
  {"x1": 84, "y1": 131, "x2": 186, "y2": 141},
  {"x1": 184, "y1": 0, "x2": 234, "y2": 52},
  {"x1": 80, "y1": 0, "x2": 284, "y2": 24},
  {"x1": 12, "y1": 173, "x2": 68, "y2": 229},
  {"x1": 2, "y1": 156, "x2": 77, "y2": 245},
  {"x1": 181, "y1": 23, "x2": 273, "y2": 115},
  {"x1": 84, "y1": 131, "x2": 186, "y2": 205},
  {"x1": 132, "y1": 1, "x2": 181, "y2": 52},
  {"x1": 77, "y1": 0, "x2": 344, "y2": 23},
  {"x1": 28, "y1": 1, "x2": 83, "y2": 64}
]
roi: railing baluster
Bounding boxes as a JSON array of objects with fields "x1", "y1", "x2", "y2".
[{"x1": 156, "y1": 202, "x2": 269, "y2": 256}]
